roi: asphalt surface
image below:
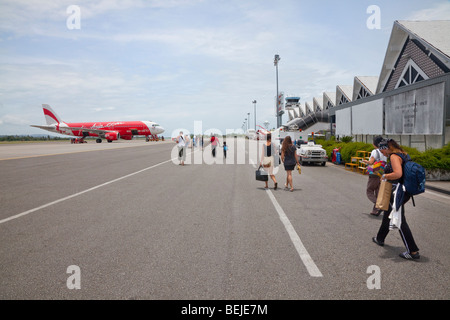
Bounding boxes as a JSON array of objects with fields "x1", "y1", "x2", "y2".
[{"x1": 0, "y1": 139, "x2": 449, "y2": 301}]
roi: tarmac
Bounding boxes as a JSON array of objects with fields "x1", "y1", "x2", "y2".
[
  {"x1": 1, "y1": 140, "x2": 449, "y2": 195},
  {"x1": 0, "y1": 139, "x2": 449, "y2": 300},
  {"x1": 425, "y1": 180, "x2": 450, "y2": 195},
  {"x1": 329, "y1": 161, "x2": 450, "y2": 196}
]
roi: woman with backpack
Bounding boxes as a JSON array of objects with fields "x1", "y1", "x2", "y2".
[{"x1": 372, "y1": 139, "x2": 420, "y2": 260}]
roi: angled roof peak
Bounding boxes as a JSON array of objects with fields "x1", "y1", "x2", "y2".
[{"x1": 376, "y1": 20, "x2": 450, "y2": 94}]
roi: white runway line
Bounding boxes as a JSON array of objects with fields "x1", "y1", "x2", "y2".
[
  {"x1": 0, "y1": 158, "x2": 175, "y2": 225},
  {"x1": 265, "y1": 189, "x2": 323, "y2": 277},
  {"x1": 250, "y1": 159, "x2": 323, "y2": 277}
]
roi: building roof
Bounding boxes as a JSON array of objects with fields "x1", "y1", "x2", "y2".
[
  {"x1": 353, "y1": 76, "x2": 378, "y2": 98},
  {"x1": 376, "y1": 20, "x2": 450, "y2": 94},
  {"x1": 399, "y1": 20, "x2": 450, "y2": 58},
  {"x1": 336, "y1": 85, "x2": 353, "y2": 105},
  {"x1": 288, "y1": 109, "x2": 296, "y2": 121},
  {"x1": 300, "y1": 104, "x2": 308, "y2": 116},
  {"x1": 323, "y1": 92, "x2": 336, "y2": 109},
  {"x1": 311, "y1": 98, "x2": 322, "y2": 112},
  {"x1": 306, "y1": 101, "x2": 315, "y2": 114}
]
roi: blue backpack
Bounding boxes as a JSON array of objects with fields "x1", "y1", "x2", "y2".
[{"x1": 399, "y1": 154, "x2": 426, "y2": 195}]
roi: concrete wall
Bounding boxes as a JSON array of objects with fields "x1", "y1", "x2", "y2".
[{"x1": 330, "y1": 73, "x2": 450, "y2": 151}]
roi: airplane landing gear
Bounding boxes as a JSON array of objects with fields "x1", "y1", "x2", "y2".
[
  {"x1": 71, "y1": 138, "x2": 87, "y2": 144},
  {"x1": 96, "y1": 138, "x2": 102, "y2": 143},
  {"x1": 146, "y1": 135, "x2": 159, "y2": 142}
]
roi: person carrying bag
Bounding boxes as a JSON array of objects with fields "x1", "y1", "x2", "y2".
[
  {"x1": 176, "y1": 131, "x2": 186, "y2": 166},
  {"x1": 372, "y1": 139, "x2": 420, "y2": 260},
  {"x1": 259, "y1": 133, "x2": 278, "y2": 190}
]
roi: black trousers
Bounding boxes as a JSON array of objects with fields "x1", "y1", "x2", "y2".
[{"x1": 376, "y1": 192, "x2": 419, "y2": 253}]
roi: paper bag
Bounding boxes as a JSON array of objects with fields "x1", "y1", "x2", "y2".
[{"x1": 375, "y1": 180, "x2": 392, "y2": 210}]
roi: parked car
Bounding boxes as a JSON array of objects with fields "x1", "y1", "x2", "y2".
[{"x1": 297, "y1": 141, "x2": 328, "y2": 166}]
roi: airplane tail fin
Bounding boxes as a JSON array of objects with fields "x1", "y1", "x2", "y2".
[{"x1": 42, "y1": 104, "x2": 63, "y2": 125}]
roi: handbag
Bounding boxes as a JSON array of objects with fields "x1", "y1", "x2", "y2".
[
  {"x1": 255, "y1": 166, "x2": 268, "y2": 181},
  {"x1": 375, "y1": 180, "x2": 392, "y2": 210},
  {"x1": 297, "y1": 164, "x2": 301, "y2": 174},
  {"x1": 366, "y1": 160, "x2": 386, "y2": 177},
  {"x1": 262, "y1": 156, "x2": 272, "y2": 168}
]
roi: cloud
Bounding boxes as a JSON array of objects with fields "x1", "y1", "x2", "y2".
[
  {"x1": 0, "y1": 0, "x2": 204, "y2": 39},
  {"x1": 0, "y1": 114, "x2": 30, "y2": 125},
  {"x1": 407, "y1": 1, "x2": 450, "y2": 20},
  {"x1": 2, "y1": 0, "x2": 448, "y2": 136},
  {"x1": 93, "y1": 107, "x2": 116, "y2": 112}
]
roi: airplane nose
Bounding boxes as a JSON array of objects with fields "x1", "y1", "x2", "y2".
[{"x1": 158, "y1": 126, "x2": 165, "y2": 134}]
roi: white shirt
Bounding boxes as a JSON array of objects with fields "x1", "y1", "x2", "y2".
[
  {"x1": 370, "y1": 148, "x2": 387, "y2": 162},
  {"x1": 177, "y1": 135, "x2": 185, "y2": 147}
]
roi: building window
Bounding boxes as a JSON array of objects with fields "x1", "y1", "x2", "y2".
[
  {"x1": 395, "y1": 59, "x2": 428, "y2": 89},
  {"x1": 357, "y1": 87, "x2": 371, "y2": 99},
  {"x1": 338, "y1": 94, "x2": 349, "y2": 105},
  {"x1": 327, "y1": 101, "x2": 334, "y2": 109}
]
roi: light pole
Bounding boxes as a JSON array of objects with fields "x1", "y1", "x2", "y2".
[
  {"x1": 247, "y1": 112, "x2": 250, "y2": 131},
  {"x1": 274, "y1": 54, "x2": 280, "y2": 128},
  {"x1": 252, "y1": 100, "x2": 257, "y2": 131}
]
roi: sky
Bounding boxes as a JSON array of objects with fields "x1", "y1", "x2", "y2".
[{"x1": 0, "y1": 0, "x2": 449, "y2": 137}]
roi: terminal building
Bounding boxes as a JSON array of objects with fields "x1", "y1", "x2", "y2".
[{"x1": 285, "y1": 20, "x2": 450, "y2": 151}]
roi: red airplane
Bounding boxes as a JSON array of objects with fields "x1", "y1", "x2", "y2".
[{"x1": 31, "y1": 104, "x2": 164, "y2": 143}]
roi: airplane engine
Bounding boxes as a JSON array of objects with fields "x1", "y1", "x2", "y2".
[{"x1": 105, "y1": 132, "x2": 120, "y2": 141}]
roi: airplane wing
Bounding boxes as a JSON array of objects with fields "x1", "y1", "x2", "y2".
[
  {"x1": 30, "y1": 125, "x2": 53, "y2": 130},
  {"x1": 30, "y1": 124, "x2": 58, "y2": 133},
  {"x1": 31, "y1": 125, "x2": 117, "y2": 137},
  {"x1": 65, "y1": 126, "x2": 117, "y2": 135}
]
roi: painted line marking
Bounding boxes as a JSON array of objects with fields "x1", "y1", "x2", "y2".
[
  {"x1": 0, "y1": 157, "x2": 175, "y2": 225},
  {"x1": 265, "y1": 189, "x2": 323, "y2": 277},
  {"x1": 250, "y1": 159, "x2": 323, "y2": 277}
]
